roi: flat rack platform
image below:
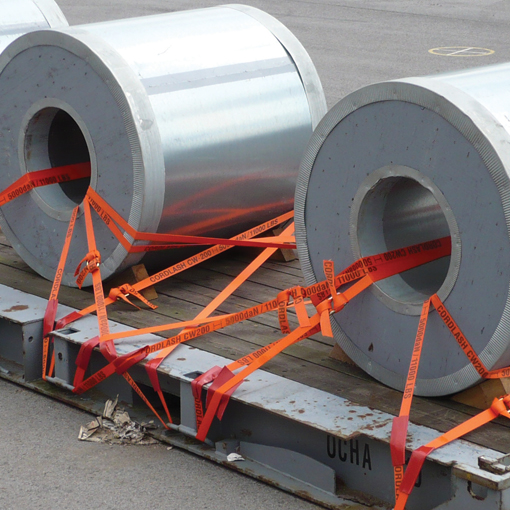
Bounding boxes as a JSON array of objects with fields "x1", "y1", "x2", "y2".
[{"x1": 1, "y1": 232, "x2": 510, "y2": 509}]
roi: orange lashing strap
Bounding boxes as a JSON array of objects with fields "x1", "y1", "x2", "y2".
[
  {"x1": 431, "y1": 294, "x2": 490, "y2": 378},
  {"x1": 315, "y1": 299, "x2": 334, "y2": 338},
  {"x1": 108, "y1": 284, "x2": 158, "y2": 311},
  {"x1": 172, "y1": 221, "x2": 296, "y2": 425},
  {"x1": 276, "y1": 289, "x2": 292, "y2": 335},
  {"x1": 55, "y1": 210, "x2": 295, "y2": 330},
  {"x1": 324, "y1": 260, "x2": 348, "y2": 311},
  {"x1": 431, "y1": 294, "x2": 510, "y2": 379},
  {"x1": 81, "y1": 200, "x2": 114, "y2": 360},
  {"x1": 192, "y1": 238, "x2": 450, "y2": 441},
  {"x1": 86, "y1": 187, "x2": 296, "y2": 251},
  {"x1": 392, "y1": 293, "x2": 510, "y2": 508},
  {"x1": 277, "y1": 285, "x2": 311, "y2": 334},
  {"x1": 394, "y1": 395, "x2": 510, "y2": 510},
  {"x1": 318, "y1": 259, "x2": 351, "y2": 337},
  {"x1": 293, "y1": 286, "x2": 311, "y2": 328},
  {"x1": 70, "y1": 236, "x2": 450, "y2": 422},
  {"x1": 391, "y1": 299, "x2": 430, "y2": 504},
  {"x1": 80, "y1": 199, "x2": 169, "y2": 429},
  {"x1": 42, "y1": 206, "x2": 79, "y2": 380},
  {"x1": 74, "y1": 250, "x2": 101, "y2": 289},
  {"x1": 0, "y1": 162, "x2": 91, "y2": 207},
  {"x1": 194, "y1": 272, "x2": 385, "y2": 442}
]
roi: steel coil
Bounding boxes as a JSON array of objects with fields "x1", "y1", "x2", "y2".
[
  {"x1": 0, "y1": 0, "x2": 67, "y2": 51},
  {"x1": 295, "y1": 64, "x2": 510, "y2": 396},
  {"x1": 0, "y1": 4, "x2": 326, "y2": 286}
]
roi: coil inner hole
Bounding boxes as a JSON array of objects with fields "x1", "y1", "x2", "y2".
[
  {"x1": 356, "y1": 176, "x2": 452, "y2": 304},
  {"x1": 24, "y1": 107, "x2": 91, "y2": 211}
]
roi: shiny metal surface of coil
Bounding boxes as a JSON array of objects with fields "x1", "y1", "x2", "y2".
[
  {"x1": 0, "y1": 4, "x2": 326, "y2": 286},
  {"x1": 0, "y1": 0, "x2": 67, "y2": 51}
]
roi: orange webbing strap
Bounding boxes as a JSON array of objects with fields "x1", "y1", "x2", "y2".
[
  {"x1": 307, "y1": 237, "x2": 451, "y2": 312},
  {"x1": 191, "y1": 238, "x2": 452, "y2": 441},
  {"x1": 108, "y1": 284, "x2": 158, "y2": 311},
  {"x1": 70, "y1": 269, "x2": 365, "y2": 397},
  {"x1": 370, "y1": 240, "x2": 450, "y2": 283},
  {"x1": 391, "y1": 299, "x2": 430, "y2": 503},
  {"x1": 277, "y1": 289, "x2": 292, "y2": 335},
  {"x1": 86, "y1": 187, "x2": 296, "y2": 251},
  {"x1": 197, "y1": 282, "x2": 312, "y2": 428},
  {"x1": 324, "y1": 260, "x2": 348, "y2": 311},
  {"x1": 55, "y1": 210, "x2": 294, "y2": 330},
  {"x1": 194, "y1": 274, "x2": 373, "y2": 441},
  {"x1": 42, "y1": 206, "x2": 79, "y2": 380},
  {"x1": 80, "y1": 200, "x2": 169, "y2": 429},
  {"x1": 69, "y1": 235, "x2": 451, "y2": 428},
  {"x1": 145, "y1": 220, "x2": 296, "y2": 425},
  {"x1": 74, "y1": 249, "x2": 101, "y2": 289},
  {"x1": 394, "y1": 395, "x2": 510, "y2": 510},
  {"x1": 81, "y1": 200, "x2": 111, "y2": 354},
  {"x1": 72, "y1": 200, "x2": 111, "y2": 388},
  {"x1": 71, "y1": 300, "x2": 279, "y2": 394},
  {"x1": 0, "y1": 162, "x2": 91, "y2": 207},
  {"x1": 72, "y1": 255, "x2": 368, "y2": 395},
  {"x1": 70, "y1": 236, "x2": 450, "y2": 403},
  {"x1": 290, "y1": 286, "x2": 311, "y2": 329},
  {"x1": 393, "y1": 289, "x2": 510, "y2": 507},
  {"x1": 431, "y1": 294, "x2": 510, "y2": 379},
  {"x1": 195, "y1": 320, "x2": 320, "y2": 442}
]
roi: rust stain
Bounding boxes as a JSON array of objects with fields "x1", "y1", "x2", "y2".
[
  {"x1": 3, "y1": 305, "x2": 28, "y2": 312},
  {"x1": 298, "y1": 409, "x2": 305, "y2": 414},
  {"x1": 295, "y1": 489, "x2": 313, "y2": 499}
]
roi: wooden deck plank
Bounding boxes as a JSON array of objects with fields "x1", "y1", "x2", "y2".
[
  {"x1": 0, "y1": 245, "x2": 337, "y2": 372},
  {"x1": 196, "y1": 254, "x2": 306, "y2": 291},
  {"x1": 0, "y1": 239, "x2": 509, "y2": 452},
  {"x1": 154, "y1": 275, "x2": 333, "y2": 346}
]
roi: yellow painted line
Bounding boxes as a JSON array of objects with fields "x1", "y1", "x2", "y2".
[{"x1": 429, "y1": 46, "x2": 494, "y2": 57}]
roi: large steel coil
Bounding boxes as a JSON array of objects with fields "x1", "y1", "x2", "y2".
[
  {"x1": 0, "y1": 4, "x2": 326, "y2": 286},
  {"x1": 295, "y1": 64, "x2": 510, "y2": 396},
  {"x1": 0, "y1": 0, "x2": 67, "y2": 51}
]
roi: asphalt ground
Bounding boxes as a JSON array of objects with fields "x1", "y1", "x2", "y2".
[
  {"x1": 0, "y1": 377, "x2": 320, "y2": 510},
  {"x1": 3, "y1": 1, "x2": 510, "y2": 509},
  {"x1": 59, "y1": 0, "x2": 510, "y2": 107}
]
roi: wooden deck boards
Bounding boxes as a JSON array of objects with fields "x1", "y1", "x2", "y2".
[{"x1": 0, "y1": 233, "x2": 509, "y2": 453}]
